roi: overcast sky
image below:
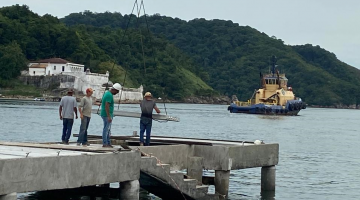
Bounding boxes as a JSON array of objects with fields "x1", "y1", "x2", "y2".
[{"x1": 2, "y1": 0, "x2": 360, "y2": 68}]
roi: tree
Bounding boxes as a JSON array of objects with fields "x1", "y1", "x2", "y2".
[{"x1": 0, "y1": 41, "x2": 27, "y2": 81}]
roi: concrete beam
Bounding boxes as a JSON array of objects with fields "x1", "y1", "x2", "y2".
[
  {"x1": 0, "y1": 193, "x2": 16, "y2": 200},
  {"x1": 194, "y1": 144, "x2": 279, "y2": 170},
  {"x1": 261, "y1": 166, "x2": 276, "y2": 191},
  {"x1": 187, "y1": 157, "x2": 203, "y2": 183},
  {"x1": 0, "y1": 151, "x2": 140, "y2": 195},
  {"x1": 135, "y1": 145, "x2": 191, "y2": 170},
  {"x1": 214, "y1": 170, "x2": 230, "y2": 198},
  {"x1": 120, "y1": 180, "x2": 140, "y2": 200}
]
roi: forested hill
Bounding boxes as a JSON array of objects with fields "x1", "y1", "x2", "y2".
[
  {"x1": 0, "y1": 5, "x2": 213, "y2": 100},
  {"x1": 62, "y1": 11, "x2": 360, "y2": 106}
]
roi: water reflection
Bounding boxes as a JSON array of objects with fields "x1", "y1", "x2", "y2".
[{"x1": 19, "y1": 188, "x2": 159, "y2": 200}]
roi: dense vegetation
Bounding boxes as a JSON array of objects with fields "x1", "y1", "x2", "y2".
[
  {"x1": 0, "y1": 5, "x2": 213, "y2": 99},
  {"x1": 62, "y1": 11, "x2": 360, "y2": 106},
  {"x1": 1, "y1": 5, "x2": 360, "y2": 106}
]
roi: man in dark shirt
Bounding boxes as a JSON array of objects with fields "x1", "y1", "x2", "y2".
[{"x1": 140, "y1": 92, "x2": 160, "y2": 146}]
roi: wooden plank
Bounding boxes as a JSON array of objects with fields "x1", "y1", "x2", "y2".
[
  {"x1": 91, "y1": 109, "x2": 180, "y2": 122},
  {"x1": 74, "y1": 134, "x2": 213, "y2": 146},
  {"x1": 0, "y1": 141, "x2": 127, "y2": 153}
]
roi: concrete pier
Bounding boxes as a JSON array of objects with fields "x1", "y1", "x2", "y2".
[
  {"x1": 214, "y1": 170, "x2": 230, "y2": 198},
  {"x1": 0, "y1": 136, "x2": 279, "y2": 200},
  {"x1": 120, "y1": 180, "x2": 140, "y2": 199},
  {"x1": 0, "y1": 193, "x2": 16, "y2": 200},
  {"x1": 0, "y1": 142, "x2": 140, "y2": 198},
  {"x1": 187, "y1": 156, "x2": 203, "y2": 183},
  {"x1": 261, "y1": 166, "x2": 276, "y2": 191}
]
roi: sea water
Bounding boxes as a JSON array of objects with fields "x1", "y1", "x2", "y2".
[{"x1": 0, "y1": 100, "x2": 359, "y2": 200}]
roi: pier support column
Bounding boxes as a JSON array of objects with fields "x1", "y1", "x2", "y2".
[
  {"x1": 0, "y1": 193, "x2": 17, "y2": 200},
  {"x1": 120, "y1": 180, "x2": 139, "y2": 200},
  {"x1": 214, "y1": 170, "x2": 230, "y2": 198},
  {"x1": 187, "y1": 156, "x2": 203, "y2": 183},
  {"x1": 261, "y1": 166, "x2": 276, "y2": 191}
]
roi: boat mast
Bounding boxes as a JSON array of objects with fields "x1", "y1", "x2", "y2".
[{"x1": 270, "y1": 55, "x2": 277, "y2": 76}]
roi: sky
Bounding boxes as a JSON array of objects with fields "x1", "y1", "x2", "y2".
[{"x1": 2, "y1": 0, "x2": 360, "y2": 68}]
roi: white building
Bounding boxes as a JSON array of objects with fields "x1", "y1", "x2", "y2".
[
  {"x1": 25, "y1": 58, "x2": 144, "y2": 101},
  {"x1": 28, "y1": 58, "x2": 84, "y2": 76}
]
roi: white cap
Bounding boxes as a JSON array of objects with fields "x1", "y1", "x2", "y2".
[{"x1": 112, "y1": 83, "x2": 122, "y2": 91}]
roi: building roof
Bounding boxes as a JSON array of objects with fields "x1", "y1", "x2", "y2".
[
  {"x1": 29, "y1": 63, "x2": 48, "y2": 68},
  {"x1": 32, "y1": 58, "x2": 71, "y2": 64}
]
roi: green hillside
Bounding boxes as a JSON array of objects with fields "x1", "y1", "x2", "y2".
[
  {"x1": 62, "y1": 11, "x2": 360, "y2": 106},
  {"x1": 0, "y1": 5, "x2": 213, "y2": 100}
]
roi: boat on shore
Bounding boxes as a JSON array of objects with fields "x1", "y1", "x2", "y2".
[{"x1": 227, "y1": 56, "x2": 306, "y2": 116}]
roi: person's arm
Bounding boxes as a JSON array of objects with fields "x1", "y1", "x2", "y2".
[
  {"x1": 105, "y1": 102, "x2": 112, "y2": 122},
  {"x1": 154, "y1": 105, "x2": 160, "y2": 114},
  {"x1": 78, "y1": 98, "x2": 85, "y2": 119},
  {"x1": 78, "y1": 107, "x2": 83, "y2": 119},
  {"x1": 59, "y1": 106, "x2": 63, "y2": 120},
  {"x1": 73, "y1": 107, "x2": 78, "y2": 119},
  {"x1": 73, "y1": 99, "x2": 78, "y2": 119}
]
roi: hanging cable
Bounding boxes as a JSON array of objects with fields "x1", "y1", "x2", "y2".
[{"x1": 96, "y1": 1, "x2": 138, "y2": 114}]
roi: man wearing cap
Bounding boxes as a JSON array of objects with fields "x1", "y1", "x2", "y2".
[
  {"x1": 59, "y1": 89, "x2": 78, "y2": 144},
  {"x1": 140, "y1": 92, "x2": 161, "y2": 146},
  {"x1": 100, "y1": 83, "x2": 121, "y2": 147},
  {"x1": 77, "y1": 88, "x2": 96, "y2": 146}
]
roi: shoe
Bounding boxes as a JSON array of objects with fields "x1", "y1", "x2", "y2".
[
  {"x1": 61, "y1": 140, "x2": 66, "y2": 144},
  {"x1": 108, "y1": 145, "x2": 114, "y2": 148},
  {"x1": 77, "y1": 143, "x2": 81, "y2": 146},
  {"x1": 64, "y1": 142, "x2": 69, "y2": 145},
  {"x1": 83, "y1": 143, "x2": 90, "y2": 146},
  {"x1": 102, "y1": 145, "x2": 108, "y2": 148},
  {"x1": 140, "y1": 143, "x2": 144, "y2": 146}
]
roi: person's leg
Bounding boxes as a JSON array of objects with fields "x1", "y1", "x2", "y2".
[
  {"x1": 84, "y1": 117, "x2": 90, "y2": 145},
  {"x1": 65, "y1": 119, "x2": 74, "y2": 143},
  {"x1": 145, "y1": 121, "x2": 152, "y2": 146},
  {"x1": 139, "y1": 119, "x2": 146, "y2": 145},
  {"x1": 62, "y1": 119, "x2": 67, "y2": 142},
  {"x1": 78, "y1": 117, "x2": 87, "y2": 144},
  {"x1": 107, "y1": 118, "x2": 112, "y2": 146},
  {"x1": 102, "y1": 116, "x2": 109, "y2": 146}
]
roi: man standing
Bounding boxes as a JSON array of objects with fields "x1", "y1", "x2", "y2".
[
  {"x1": 100, "y1": 83, "x2": 121, "y2": 148},
  {"x1": 140, "y1": 92, "x2": 160, "y2": 146},
  {"x1": 77, "y1": 88, "x2": 95, "y2": 146},
  {"x1": 59, "y1": 89, "x2": 78, "y2": 144}
]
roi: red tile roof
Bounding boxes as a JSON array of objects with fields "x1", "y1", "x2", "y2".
[{"x1": 32, "y1": 58, "x2": 71, "y2": 64}]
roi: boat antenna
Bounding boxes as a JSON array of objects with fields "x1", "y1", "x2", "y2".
[{"x1": 270, "y1": 55, "x2": 277, "y2": 76}]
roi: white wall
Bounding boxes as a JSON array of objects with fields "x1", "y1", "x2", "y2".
[
  {"x1": 29, "y1": 68, "x2": 46, "y2": 76},
  {"x1": 28, "y1": 63, "x2": 84, "y2": 76}
]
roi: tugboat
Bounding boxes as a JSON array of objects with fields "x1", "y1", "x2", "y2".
[{"x1": 227, "y1": 56, "x2": 306, "y2": 115}]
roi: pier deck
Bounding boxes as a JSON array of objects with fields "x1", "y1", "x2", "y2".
[
  {"x1": 0, "y1": 142, "x2": 140, "y2": 199},
  {"x1": 0, "y1": 136, "x2": 279, "y2": 200}
]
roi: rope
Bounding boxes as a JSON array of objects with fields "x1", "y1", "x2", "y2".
[
  {"x1": 96, "y1": 0, "x2": 138, "y2": 114},
  {"x1": 135, "y1": 0, "x2": 147, "y2": 75}
]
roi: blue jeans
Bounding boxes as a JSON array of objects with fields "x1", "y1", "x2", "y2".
[
  {"x1": 62, "y1": 118, "x2": 74, "y2": 142},
  {"x1": 140, "y1": 117, "x2": 152, "y2": 146},
  {"x1": 77, "y1": 116, "x2": 91, "y2": 144},
  {"x1": 102, "y1": 116, "x2": 112, "y2": 145}
]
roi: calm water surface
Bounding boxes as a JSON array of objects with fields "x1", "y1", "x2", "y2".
[{"x1": 0, "y1": 100, "x2": 359, "y2": 200}]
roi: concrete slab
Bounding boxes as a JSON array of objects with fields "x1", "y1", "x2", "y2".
[{"x1": 0, "y1": 146, "x2": 140, "y2": 196}]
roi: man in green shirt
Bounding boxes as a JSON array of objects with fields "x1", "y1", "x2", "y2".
[{"x1": 101, "y1": 83, "x2": 121, "y2": 147}]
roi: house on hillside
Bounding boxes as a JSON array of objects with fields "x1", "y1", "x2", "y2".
[
  {"x1": 28, "y1": 58, "x2": 84, "y2": 76},
  {"x1": 22, "y1": 57, "x2": 144, "y2": 101}
]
